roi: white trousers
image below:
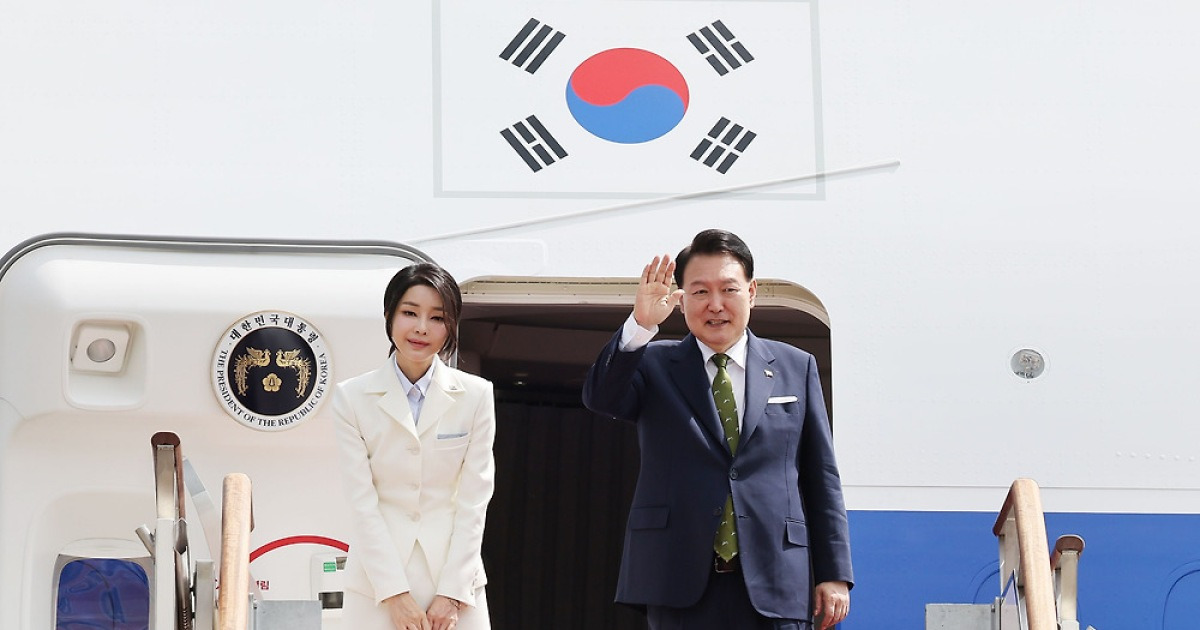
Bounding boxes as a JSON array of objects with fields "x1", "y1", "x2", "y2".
[{"x1": 341, "y1": 544, "x2": 490, "y2": 630}]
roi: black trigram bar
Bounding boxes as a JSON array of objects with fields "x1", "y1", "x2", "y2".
[
  {"x1": 690, "y1": 117, "x2": 756, "y2": 174},
  {"x1": 686, "y1": 20, "x2": 754, "y2": 76},
  {"x1": 500, "y1": 115, "x2": 568, "y2": 172},
  {"x1": 500, "y1": 18, "x2": 566, "y2": 74}
]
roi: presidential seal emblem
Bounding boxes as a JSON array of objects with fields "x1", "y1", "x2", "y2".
[{"x1": 212, "y1": 311, "x2": 330, "y2": 431}]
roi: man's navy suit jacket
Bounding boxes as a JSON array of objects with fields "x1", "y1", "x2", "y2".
[{"x1": 582, "y1": 329, "x2": 853, "y2": 620}]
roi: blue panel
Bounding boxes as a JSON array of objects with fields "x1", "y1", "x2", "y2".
[
  {"x1": 56, "y1": 558, "x2": 149, "y2": 630},
  {"x1": 841, "y1": 511, "x2": 996, "y2": 629},
  {"x1": 840, "y1": 511, "x2": 1200, "y2": 630},
  {"x1": 1163, "y1": 566, "x2": 1200, "y2": 630}
]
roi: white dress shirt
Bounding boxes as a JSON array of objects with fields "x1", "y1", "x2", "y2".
[
  {"x1": 618, "y1": 313, "x2": 748, "y2": 430},
  {"x1": 391, "y1": 356, "x2": 433, "y2": 424}
]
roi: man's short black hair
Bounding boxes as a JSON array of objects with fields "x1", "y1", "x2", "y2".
[{"x1": 674, "y1": 229, "x2": 755, "y2": 286}]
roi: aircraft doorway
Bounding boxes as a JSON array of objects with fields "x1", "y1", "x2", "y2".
[{"x1": 458, "y1": 277, "x2": 832, "y2": 630}]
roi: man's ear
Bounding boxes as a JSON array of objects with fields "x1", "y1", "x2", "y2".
[{"x1": 748, "y1": 279, "x2": 757, "y2": 307}]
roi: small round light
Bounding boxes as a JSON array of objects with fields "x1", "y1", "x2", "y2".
[
  {"x1": 86, "y1": 338, "x2": 118, "y2": 363},
  {"x1": 1011, "y1": 349, "x2": 1045, "y2": 379}
]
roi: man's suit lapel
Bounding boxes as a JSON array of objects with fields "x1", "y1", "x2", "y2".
[
  {"x1": 667, "y1": 335, "x2": 729, "y2": 455},
  {"x1": 741, "y1": 331, "x2": 775, "y2": 447}
]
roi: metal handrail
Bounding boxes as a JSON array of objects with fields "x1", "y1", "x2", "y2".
[
  {"x1": 0, "y1": 232, "x2": 433, "y2": 284},
  {"x1": 992, "y1": 478, "x2": 1057, "y2": 630}
]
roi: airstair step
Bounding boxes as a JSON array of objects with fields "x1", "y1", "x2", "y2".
[{"x1": 925, "y1": 604, "x2": 992, "y2": 630}]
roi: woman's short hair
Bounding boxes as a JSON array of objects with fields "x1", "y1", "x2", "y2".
[{"x1": 382, "y1": 262, "x2": 462, "y2": 357}]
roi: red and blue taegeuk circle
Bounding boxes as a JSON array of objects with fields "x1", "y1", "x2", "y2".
[{"x1": 565, "y1": 48, "x2": 689, "y2": 144}]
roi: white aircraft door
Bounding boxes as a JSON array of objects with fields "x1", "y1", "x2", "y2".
[{"x1": 0, "y1": 234, "x2": 430, "y2": 630}]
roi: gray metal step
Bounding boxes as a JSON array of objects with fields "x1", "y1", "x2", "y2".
[{"x1": 925, "y1": 604, "x2": 993, "y2": 630}]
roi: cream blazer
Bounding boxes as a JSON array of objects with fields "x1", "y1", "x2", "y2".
[{"x1": 332, "y1": 356, "x2": 496, "y2": 606}]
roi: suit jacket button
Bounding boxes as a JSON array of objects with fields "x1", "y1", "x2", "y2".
[
  {"x1": 729, "y1": 468, "x2": 738, "y2": 480},
  {"x1": 713, "y1": 507, "x2": 723, "y2": 516}
]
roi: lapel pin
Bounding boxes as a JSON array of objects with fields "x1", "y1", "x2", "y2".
[{"x1": 764, "y1": 369, "x2": 774, "y2": 378}]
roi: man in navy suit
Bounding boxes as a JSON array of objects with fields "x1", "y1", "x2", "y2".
[{"x1": 583, "y1": 229, "x2": 852, "y2": 629}]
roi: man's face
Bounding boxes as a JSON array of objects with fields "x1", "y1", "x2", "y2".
[{"x1": 679, "y1": 252, "x2": 756, "y2": 353}]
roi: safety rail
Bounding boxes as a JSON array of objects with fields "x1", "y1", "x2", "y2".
[
  {"x1": 926, "y1": 480, "x2": 1091, "y2": 630},
  {"x1": 147, "y1": 432, "x2": 193, "y2": 630},
  {"x1": 992, "y1": 478, "x2": 1056, "y2": 630},
  {"x1": 217, "y1": 473, "x2": 254, "y2": 630},
  {"x1": 141, "y1": 433, "x2": 267, "y2": 630}
]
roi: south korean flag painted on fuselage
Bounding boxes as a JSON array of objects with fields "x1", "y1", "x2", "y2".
[{"x1": 435, "y1": 0, "x2": 821, "y2": 199}]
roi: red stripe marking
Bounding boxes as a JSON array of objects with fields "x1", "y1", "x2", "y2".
[{"x1": 249, "y1": 535, "x2": 349, "y2": 563}]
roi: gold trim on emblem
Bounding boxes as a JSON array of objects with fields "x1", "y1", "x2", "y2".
[{"x1": 233, "y1": 347, "x2": 312, "y2": 399}]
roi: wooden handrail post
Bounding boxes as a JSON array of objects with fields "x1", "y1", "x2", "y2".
[
  {"x1": 217, "y1": 473, "x2": 253, "y2": 630},
  {"x1": 992, "y1": 478, "x2": 1056, "y2": 630}
]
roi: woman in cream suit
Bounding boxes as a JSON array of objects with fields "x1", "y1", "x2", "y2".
[{"x1": 333, "y1": 263, "x2": 495, "y2": 630}]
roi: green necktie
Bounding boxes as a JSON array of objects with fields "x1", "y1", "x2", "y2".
[{"x1": 712, "y1": 353, "x2": 739, "y2": 561}]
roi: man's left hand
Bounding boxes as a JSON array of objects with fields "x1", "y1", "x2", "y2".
[{"x1": 813, "y1": 581, "x2": 850, "y2": 629}]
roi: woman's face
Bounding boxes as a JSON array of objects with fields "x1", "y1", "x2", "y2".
[{"x1": 389, "y1": 284, "x2": 449, "y2": 379}]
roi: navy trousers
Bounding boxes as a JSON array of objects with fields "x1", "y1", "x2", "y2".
[{"x1": 646, "y1": 567, "x2": 809, "y2": 630}]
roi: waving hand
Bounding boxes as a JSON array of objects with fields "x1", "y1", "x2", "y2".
[{"x1": 633, "y1": 255, "x2": 684, "y2": 330}]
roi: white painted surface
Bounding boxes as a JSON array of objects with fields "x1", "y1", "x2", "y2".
[{"x1": 3, "y1": 1, "x2": 1200, "y2": 626}]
